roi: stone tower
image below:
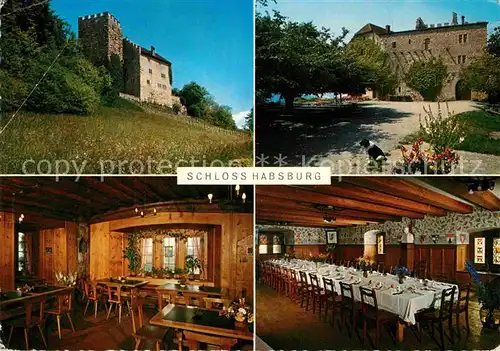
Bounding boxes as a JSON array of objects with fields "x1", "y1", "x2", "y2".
[{"x1": 78, "y1": 12, "x2": 123, "y2": 67}]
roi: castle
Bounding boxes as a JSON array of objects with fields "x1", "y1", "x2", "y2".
[
  {"x1": 353, "y1": 13, "x2": 488, "y2": 101},
  {"x1": 78, "y1": 12, "x2": 181, "y2": 107}
]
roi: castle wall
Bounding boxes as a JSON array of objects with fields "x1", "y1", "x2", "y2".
[
  {"x1": 379, "y1": 23, "x2": 487, "y2": 100},
  {"x1": 78, "y1": 12, "x2": 123, "y2": 67},
  {"x1": 123, "y1": 39, "x2": 141, "y2": 98},
  {"x1": 139, "y1": 55, "x2": 174, "y2": 106}
]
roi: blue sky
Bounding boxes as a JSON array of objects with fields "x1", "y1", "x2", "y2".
[
  {"x1": 52, "y1": 0, "x2": 253, "y2": 128},
  {"x1": 262, "y1": 0, "x2": 500, "y2": 42}
]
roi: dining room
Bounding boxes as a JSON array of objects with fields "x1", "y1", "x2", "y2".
[
  {"x1": 0, "y1": 177, "x2": 254, "y2": 350},
  {"x1": 256, "y1": 176, "x2": 500, "y2": 350}
]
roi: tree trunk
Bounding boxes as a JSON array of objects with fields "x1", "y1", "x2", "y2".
[{"x1": 283, "y1": 95, "x2": 295, "y2": 114}]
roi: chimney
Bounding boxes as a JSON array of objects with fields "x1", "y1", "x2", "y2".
[
  {"x1": 461, "y1": 16, "x2": 465, "y2": 25},
  {"x1": 385, "y1": 25, "x2": 391, "y2": 33},
  {"x1": 151, "y1": 46, "x2": 156, "y2": 56}
]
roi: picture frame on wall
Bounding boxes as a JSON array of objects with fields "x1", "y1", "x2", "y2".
[{"x1": 326, "y1": 230, "x2": 337, "y2": 244}]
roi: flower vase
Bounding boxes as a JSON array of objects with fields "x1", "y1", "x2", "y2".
[
  {"x1": 398, "y1": 275, "x2": 405, "y2": 284},
  {"x1": 234, "y1": 320, "x2": 247, "y2": 330}
]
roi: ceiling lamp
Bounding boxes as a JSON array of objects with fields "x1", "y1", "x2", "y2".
[
  {"x1": 242, "y1": 193, "x2": 247, "y2": 203},
  {"x1": 323, "y1": 215, "x2": 335, "y2": 224},
  {"x1": 235, "y1": 185, "x2": 240, "y2": 196},
  {"x1": 208, "y1": 193, "x2": 213, "y2": 203},
  {"x1": 18, "y1": 213, "x2": 24, "y2": 223},
  {"x1": 467, "y1": 178, "x2": 495, "y2": 194}
]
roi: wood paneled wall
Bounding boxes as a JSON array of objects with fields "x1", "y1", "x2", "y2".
[
  {"x1": 335, "y1": 245, "x2": 363, "y2": 262},
  {"x1": 291, "y1": 245, "x2": 325, "y2": 259},
  {"x1": 0, "y1": 212, "x2": 15, "y2": 289},
  {"x1": 90, "y1": 212, "x2": 254, "y2": 299},
  {"x1": 37, "y1": 221, "x2": 79, "y2": 283},
  {"x1": 415, "y1": 245, "x2": 457, "y2": 280}
]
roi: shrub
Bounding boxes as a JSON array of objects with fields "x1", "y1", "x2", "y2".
[
  {"x1": 172, "y1": 102, "x2": 182, "y2": 115},
  {"x1": 405, "y1": 59, "x2": 448, "y2": 101}
]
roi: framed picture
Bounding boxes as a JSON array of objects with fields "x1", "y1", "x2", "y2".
[{"x1": 326, "y1": 230, "x2": 337, "y2": 244}]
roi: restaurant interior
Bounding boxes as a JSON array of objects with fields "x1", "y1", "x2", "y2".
[
  {"x1": 256, "y1": 177, "x2": 500, "y2": 350},
  {"x1": 0, "y1": 177, "x2": 254, "y2": 350}
]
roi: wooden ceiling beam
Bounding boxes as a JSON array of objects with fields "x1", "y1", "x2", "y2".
[
  {"x1": 257, "y1": 195, "x2": 399, "y2": 221},
  {"x1": 297, "y1": 182, "x2": 447, "y2": 216},
  {"x1": 421, "y1": 178, "x2": 500, "y2": 212},
  {"x1": 256, "y1": 186, "x2": 425, "y2": 219},
  {"x1": 257, "y1": 212, "x2": 353, "y2": 227},
  {"x1": 342, "y1": 178, "x2": 473, "y2": 214},
  {"x1": 257, "y1": 209, "x2": 371, "y2": 225},
  {"x1": 257, "y1": 206, "x2": 380, "y2": 224}
]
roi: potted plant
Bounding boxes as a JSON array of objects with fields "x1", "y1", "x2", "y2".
[
  {"x1": 466, "y1": 261, "x2": 500, "y2": 329},
  {"x1": 220, "y1": 298, "x2": 254, "y2": 330},
  {"x1": 123, "y1": 234, "x2": 140, "y2": 276},
  {"x1": 151, "y1": 267, "x2": 162, "y2": 279},
  {"x1": 307, "y1": 253, "x2": 329, "y2": 271},
  {"x1": 185, "y1": 255, "x2": 202, "y2": 280}
]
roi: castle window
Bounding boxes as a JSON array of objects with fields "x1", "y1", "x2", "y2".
[
  {"x1": 424, "y1": 38, "x2": 430, "y2": 50},
  {"x1": 458, "y1": 55, "x2": 466, "y2": 64},
  {"x1": 157, "y1": 83, "x2": 161, "y2": 88},
  {"x1": 459, "y1": 34, "x2": 463, "y2": 43},
  {"x1": 408, "y1": 39, "x2": 411, "y2": 44},
  {"x1": 464, "y1": 34, "x2": 468, "y2": 43},
  {"x1": 149, "y1": 68, "x2": 153, "y2": 74},
  {"x1": 392, "y1": 41, "x2": 396, "y2": 48},
  {"x1": 161, "y1": 73, "x2": 166, "y2": 78},
  {"x1": 147, "y1": 80, "x2": 151, "y2": 85}
]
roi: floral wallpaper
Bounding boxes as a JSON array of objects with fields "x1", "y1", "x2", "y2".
[
  {"x1": 338, "y1": 207, "x2": 500, "y2": 245},
  {"x1": 256, "y1": 225, "x2": 327, "y2": 245}
]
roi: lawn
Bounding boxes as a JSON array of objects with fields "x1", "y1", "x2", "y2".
[
  {"x1": 401, "y1": 109, "x2": 500, "y2": 156},
  {"x1": 0, "y1": 99, "x2": 252, "y2": 174}
]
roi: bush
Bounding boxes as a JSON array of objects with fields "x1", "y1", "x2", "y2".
[
  {"x1": 172, "y1": 102, "x2": 182, "y2": 115},
  {"x1": 405, "y1": 59, "x2": 448, "y2": 101}
]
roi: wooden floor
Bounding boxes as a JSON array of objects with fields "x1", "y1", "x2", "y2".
[
  {"x1": 1, "y1": 297, "x2": 165, "y2": 350},
  {"x1": 256, "y1": 282, "x2": 500, "y2": 350}
]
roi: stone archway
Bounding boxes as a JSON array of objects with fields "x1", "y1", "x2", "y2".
[{"x1": 455, "y1": 80, "x2": 471, "y2": 100}]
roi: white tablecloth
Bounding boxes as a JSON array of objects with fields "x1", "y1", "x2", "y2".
[{"x1": 270, "y1": 259, "x2": 458, "y2": 324}]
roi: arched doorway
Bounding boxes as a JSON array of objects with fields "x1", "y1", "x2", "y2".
[{"x1": 455, "y1": 80, "x2": 471, "y2": 100}]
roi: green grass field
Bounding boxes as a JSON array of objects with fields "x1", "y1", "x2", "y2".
[
  {"x1": 401, "y1": 109, "x2": 500, "y2": 156},
  {"x1": 0, "y1": 99, "x2": 252, "y2": 174}
]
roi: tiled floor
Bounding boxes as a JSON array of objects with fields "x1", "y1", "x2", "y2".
[{"x1": 256, "y1": 282, "x2": 500, "y2": 350}]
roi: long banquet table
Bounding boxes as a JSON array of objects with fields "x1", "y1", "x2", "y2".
[{"x1": 269, "y1": 259, "x2": 458, "y2": 341}]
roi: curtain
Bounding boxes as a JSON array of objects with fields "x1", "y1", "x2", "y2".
[
  {"x1": 140, "y1": 238, "x2": 147, "y2": 269},
  {"x1": 25, "y1": 233, "x2": 32, "y2": 274}
]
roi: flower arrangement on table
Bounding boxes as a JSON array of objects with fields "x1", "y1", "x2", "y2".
[
  {"x1": 356, "y1": 256, "x2": 375, "y2": 271},
  {"x1": 307, "y1": 252, "x2": 329, "y2": 263},
  {"x1": 466, "y1": 260, "x2": 500, "y2": 329},
  {"x1": 220, "y1": 298, "x2": 254, "y2": 326},
  {"x1": 394, "y1": 266, "x2": 410, "y2": 283},
  {"x1": 55, "y1": 272, "x2": 77, "y2": 287}
]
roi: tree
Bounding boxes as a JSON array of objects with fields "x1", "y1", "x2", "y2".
[
  {"x1": 415, "y1": 17, "x2": 427, "y2": 30},
  {"x1": 256, "y1": 11, "x2": 350, "y2": 113},
  {"x1": 461, "y1": 53, "x2": 500, "y2": 103},
  {"x1": 177, "y1": 82, "x2": 212, "y2": 118},
  {"x1": 488, "y1": 26, "x2": 500, "y2": 57},
  {"x1": 102, "y1": 53, "x2": 123, "y2": 106},
  {"x1": 347, "y1": 38, "x2": 398, "y2": 99},
  {"x1": 208, "y1": 105, "x2": 236, "y2": 130},
  {"x1": 405, "y1": 59, "x2": 448, "y2": 101},
  {"x1": 244, "y1": 109, "x2": 254, "y2": 131}
]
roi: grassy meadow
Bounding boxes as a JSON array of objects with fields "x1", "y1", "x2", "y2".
[{"x1": 0, "y1": 99, "x2": 252, "y2": 174}]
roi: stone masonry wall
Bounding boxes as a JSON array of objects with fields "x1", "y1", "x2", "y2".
[
  {"x1": 139, "y1": 55, "x2": 174, "y2": 106},
  {"x1": 379, "y1": 23, "x2": 487, "y2": 100},
  {"x1": 123, "y1": 39, "x2": 141, "y2": 97},
  {"x1": 78, "y1": 12, "x2": 123, "y2": 66}
]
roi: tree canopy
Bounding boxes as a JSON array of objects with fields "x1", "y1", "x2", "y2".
[
  {"x1": 488, "y1": 26, "x2": 500, "y2": 57},
  {"x1": 405, "y1": 59, "x2": 448, "y2": 101},
  {"x1": 461, "y1": 53, "x2": 500, "y2": 103}
]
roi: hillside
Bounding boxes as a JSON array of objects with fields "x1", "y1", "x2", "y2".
[{"x1": 0, "y1": 99, "x2": 252, "y2": 174}]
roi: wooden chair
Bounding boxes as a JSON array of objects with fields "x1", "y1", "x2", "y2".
[
  {"x1": 4, "y1": 295, "x2": 48, "y2": 350},
  {"x1": 452, "y1": 283, "x2": 471, "y2": 338},
  {"x1": 45, "y1": 289, "x2": 75, "y2": 339},
  {"x1": 106, "y1": 284, "x2": 125, "y2": 323},
  {"x1": 308, "y1": 273, "x2": 326, "y2": 315},
  {"x1": 416, "y1": 261, "x2": 428, "y2": 279},
  {"x1": 417, "y1": 286, "x2": 456, "y2": 350},
  {"x1": 203, "y1": 297, "x2": 230, "y2": 310},
  {"x1": 183, "y1": 330, "x2": 237, "y2": 350},
  {"x1": 359, "y1": 286, "x2": 398, "y2": 348},
  {"x1": 339, "y1": 282, "x2": 361, "y2": 339},
  {"x1": 299, "y1": 271, "x2": 313, "y2": 310},
  {"x1": 322, "y1": 277, "x2": 342, "y2": 325},
  {"x1": 84, "y1": 281, "x2": 104, "y2": 319},
  {"x1": 289, "y1": 269, "x2": 300, "y2": 302},
  {"x1": 130, "y1": 295, "x2": 170, "y2": 351},
  {"x1": 282, "y1": 267, "x2": 292, "y2": 296}
]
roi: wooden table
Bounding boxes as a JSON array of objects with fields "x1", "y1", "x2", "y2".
[
  {"x1": 97, "y1": 278, "x2": 149, "y2": 289},
  {"x1": 0, "y1": 286, "x2": 73, "y2": 321},
  {"x1": 150, "y1": 304, "x2": 253, "y2": 351},
  {"x1": 155, "y1": 284, "x2": 225, "y2": 310}
]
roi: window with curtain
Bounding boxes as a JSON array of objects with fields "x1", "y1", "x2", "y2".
[
  {"x1": 18, "y1": 232, "x2": 26, "y2": 272},
  {"x1": 163, "y1": 237, "x2": 176, "y2": 271},
  {"x1": 142, "y1": 238, "x2": 153, "y2": 272},
  {"x1": 187, "y1": 237, "x2": 201, "y2": 274}
]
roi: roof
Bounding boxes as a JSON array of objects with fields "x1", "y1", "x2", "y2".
[
  {"x1": 379, "y1": 21, "x2": 488, "y2": 36},
  {"x1": 354, "y1": 23, "x2": 388, "y2": 36},
  {"x1": 140, "y1": 47, "x2": 172, "y2": 66}
]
